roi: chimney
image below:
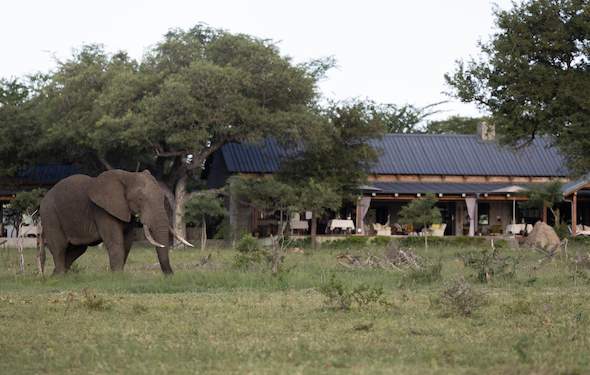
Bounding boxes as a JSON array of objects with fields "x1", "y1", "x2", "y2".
[{"x1": 477, "y1": 121, "x2": 495, "y2": 141}]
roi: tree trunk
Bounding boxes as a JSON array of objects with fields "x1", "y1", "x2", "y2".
[
  {"x1": 551, "y1": 207, "x2": 560, "y2": 226},
  {"x1": 173, "y1": 174, "x2": 188, "y2": 247},
  {"x1": 311, "y1": 213, "x2": 318, "y2": 250}
]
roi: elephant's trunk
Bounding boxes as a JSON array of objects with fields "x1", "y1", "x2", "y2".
[{"x1": 147, "y1": 222, "x2": 173, "y2": 275}]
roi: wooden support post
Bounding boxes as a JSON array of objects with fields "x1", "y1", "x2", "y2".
[
  {"x1": 542, "y1": 204, "x2": 548, "y2": 223},
  {"x1": 355, "y1": 198, "x2": 362, "y2": 235},
  {"x1": 572, "y1": 193, "x2": 578, "y2": 236}
]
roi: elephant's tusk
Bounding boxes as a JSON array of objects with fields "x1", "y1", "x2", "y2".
[
  {"x1": 169, "y1": 226, "x2": 194, "y2": 247},
  {"x1": 143, "y1": 225, "x2": 166, "y2": 248}
]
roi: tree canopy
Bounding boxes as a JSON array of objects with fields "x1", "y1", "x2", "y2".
[
  {"x1": 1, "y1": 24, "x2": 333, "y2": 236},
  {"x1": 446, "y1": 0, "x2": 590, "y2": 172},
  {"x1": 425, "y1": 116, "x2": 484, "y2": 135}
]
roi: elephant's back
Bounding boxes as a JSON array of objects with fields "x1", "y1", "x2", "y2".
[{"x1": 42, "y1": 174, "x2": 95, "y2": 219}]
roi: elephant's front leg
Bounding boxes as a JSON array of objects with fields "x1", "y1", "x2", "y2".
[
  {"x1": 123, "y1": 229, "x2": 134, "y2": 265},
  {"x1": 95, "y1": 211, "x2": 127, "y2": 272}
]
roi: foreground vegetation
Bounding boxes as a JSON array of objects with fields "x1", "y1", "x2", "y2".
[{"x1": 1, "y1": 238, "x2": 590, "y2": 374}]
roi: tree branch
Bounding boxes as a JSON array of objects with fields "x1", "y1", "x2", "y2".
[
  {"x1": 98, "y1": 155, "x2": 114, "y2": 170},
  {"x1": 187, "y1": 187, "x2": 226, "y2": 201}
]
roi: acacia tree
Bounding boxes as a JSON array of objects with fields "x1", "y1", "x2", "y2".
[
  {"x1": 278, "y1": 101, "x2": 385, "y2": 248},
  {"x1": 446, "y1": 0, "x2": 590, "y2": 172},
  {"x1": 232, "y1": 176, "x2": 297, "y2": 241},
  {"x1": 398, "y1": 194, "x2": 442, "y2": 250},
  {"x1": 11, "y1": 25, "x2": 331, "y2": 240}
]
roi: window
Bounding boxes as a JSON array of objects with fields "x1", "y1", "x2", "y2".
[{"x1": 478, "y1": 202, "x2": 490, "y2": 225}]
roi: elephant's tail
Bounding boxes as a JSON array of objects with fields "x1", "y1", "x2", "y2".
[{"x1": 36, "y1": 223, "x2": 46, "y2": 276}]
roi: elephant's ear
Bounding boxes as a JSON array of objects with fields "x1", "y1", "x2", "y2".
[{"x1": 88, "y1": 171, "x2": 131, "y2": 222}]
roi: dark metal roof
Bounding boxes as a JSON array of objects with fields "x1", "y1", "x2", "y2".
[
  {"x1": 561, "y1": 174, "x2": 590, "y2": 196},
  {"x1": 221, "y1": 134, "x2": 569, "y2": 177},
  {"x1": 366, "y1": 182, "x2": 534, "y2": 195},
  {"x1": 17, "y1": 164, "x2": 80, "y2": 184}
]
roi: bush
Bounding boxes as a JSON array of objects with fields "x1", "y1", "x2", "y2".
[
  {"x1": 233, "y1": 234, "x2": 269, "y2": 270},
  {"x1": 321, "y1": 236, "x2": 368, "y2": 250},
  {"x1": 371, "y1": 236, "x2": 393, "y2": 247},
  {"x1": 399, "y1": 236, "x2": 490, "y2": 249},
  {"x1": 433, "y1": 278, "x2": 485, "y2": 317},
  {"x1": 554, "y1": 223, "x2": 569, "y2": 239},
  {"x1": 319, "y1": 274, "x2": 391, "y2": 311},
  {"x1": 236, "y1": 234, "x2": 260, "y2": 253},
  {"x1": 460, "y1": 248, "x2": 518, "y2": 283},
  {"x1": 402, "y1": 262, "x2": 443, "y2": 285}
]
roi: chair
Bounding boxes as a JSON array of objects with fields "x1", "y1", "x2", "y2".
[
  {"x1": 372, "y1": 223, "x2": 392, "y2": 236},
  {"x1": 428, "y1": 223, "x2": 447, "y2": 237},
  {"x1": 289, "y1": 213, "x2": 309, "y2": 234}
]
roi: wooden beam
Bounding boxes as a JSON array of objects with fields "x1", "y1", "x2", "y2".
[
  {"x1": 542, "y1": 205, "x2": 548, "y2": 223},
  {"x1": 573, "y1": 193, "x2": 578, "y2": 236},
  {"x1": 355, "y1": 199, "x2": 362, "y2": 235}
]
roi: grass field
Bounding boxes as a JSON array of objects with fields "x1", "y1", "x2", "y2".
[{"x1": 1, "y1": 238, "x2": 590, "y2": 374}]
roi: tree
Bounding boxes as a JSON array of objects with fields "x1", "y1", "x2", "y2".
[
  {"x1": 425, "y1": 116, "x2": 484, "y2": 134},
  {"x1": 278, "y1": 101, "x2": 386, "y2": 248},
  {"x1": 398, "y1": 195, "x2": 442, "y2": 250},
  {"x1": 295, "y1": 179, "x2": 342, "y2": 248},
  {"x1": 185, "y1": 193, "x2": 226, "y2": 251},
  {"x1": 232, "y1": 176, "x2": 297, "y2": 240},
  {"x1": 0, "y1": 78, "x2": 48, "y2": 175},
  {"x1": 7, "y1": 188, "x2": 46, "y2": 236},
  {"x1": 371, "y1": 101, "x2": 446, "y2": 133},
  {"x1": 524, "y1": 180, "x2": 564, "y2": 225},
  {"x1": 6, "y1": 24, "x2": 332, "y2": 241},
  {"x1": 446, "y1": 0, "x2": 590, "y2": 172}
]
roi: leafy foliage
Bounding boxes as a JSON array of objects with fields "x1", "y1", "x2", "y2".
[
  {"x1": 433, "y1": 278, "x2": 486, "y2": 317},
  {"x1": 460, "y1": 248, "x2": 518, "y2": 283},
  {"x1": 184, "y1": 193, "x2": 226, "y2": 226},
  {"x1": 233, "y1": 234, "x2": 269, "y2": 270},
  {"x1": 446, "y1": 0, "x2": 590, "y2": 172},
  {"x1": 5, "y1": 189, "x2": 46, "y2": 231},
  {"x1": 398, "y1": 194, "x2": 442, "y2": 230},
  {"x1": 319, "y1": 274, "x2": 391, "y2": 311},
  {"x1": 523, "y1": 180, "x2": 564, "y2": 225},
  {"x1": 425, "y1": 116, "x2": 484, "y2": 134},
  {"x1": 371, "y1": 101, "x2": 446, "y2": 133},
  {"x1": 232, "y1": 176, "x2": 297, "y2": 214}
]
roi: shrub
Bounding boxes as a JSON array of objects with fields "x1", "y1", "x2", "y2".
[
  {"x1": 371, "y1": 236, "x2": 393, "y2": 247},
  {"x1": 402, "y1": 262, "x2": 443, "y2": 285},
  {"x1": 554, "y1": 223, "x2": 569, "y2": 239},
  {"x1": 460, "y1": 248, "x2": 518, "y2": 283},
  {"x1": 233, "y1": 234, "x2": 269, "y2": 270},
  {"x1": 319, "y1": 274, "x2": 391, "y2": 311},
  {"x1": 321, "y1": 236, "x2": 368, "y2": 250},
  {"x1": 400, "y1": 236, "x2": 490, "y2": 249},
  {"x1": 433, "y1": 278, "x2": 485, "y2": 317}
]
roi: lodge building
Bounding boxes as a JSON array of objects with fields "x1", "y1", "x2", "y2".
[{"x1": 206, "y1": 123, "x2": 590, "y2": 238}]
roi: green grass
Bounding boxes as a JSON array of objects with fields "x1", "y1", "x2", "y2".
[{"x1": 1, "y1": 241, "x2": 590, "y2": 374}]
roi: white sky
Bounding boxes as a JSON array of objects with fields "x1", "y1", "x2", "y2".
[{"x1": 1, "y1": 0, "x2": 514, "y2": 120}]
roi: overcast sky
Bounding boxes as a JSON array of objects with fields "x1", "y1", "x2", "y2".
[{"x1": 2, "y1": 0, "x2": 514, "y2": 120}]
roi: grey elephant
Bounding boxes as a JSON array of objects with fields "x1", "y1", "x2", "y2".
[{"x1": 38, "y1": 169, "x2": 192, "y2": 275}]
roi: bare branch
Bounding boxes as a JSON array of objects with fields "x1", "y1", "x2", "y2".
[{"x1": 98, "y1": 155, "x2": 114, "y2": 170}]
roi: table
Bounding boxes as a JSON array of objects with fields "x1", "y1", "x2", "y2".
[{"x1": 327, "y1": 219, "x2": 355, "y2": 233}]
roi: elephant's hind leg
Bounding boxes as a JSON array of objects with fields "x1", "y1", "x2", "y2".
[
  {"x1": 42, "y1": 212, "x2": 69, "y2": 275},
  {"x1": 65, "y1": 245, "x2": 88, "y2": 271}
]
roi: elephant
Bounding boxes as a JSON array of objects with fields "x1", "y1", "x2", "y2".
[{"x1": 38, "y1": 169, "x2": 192, "y2": 275}]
